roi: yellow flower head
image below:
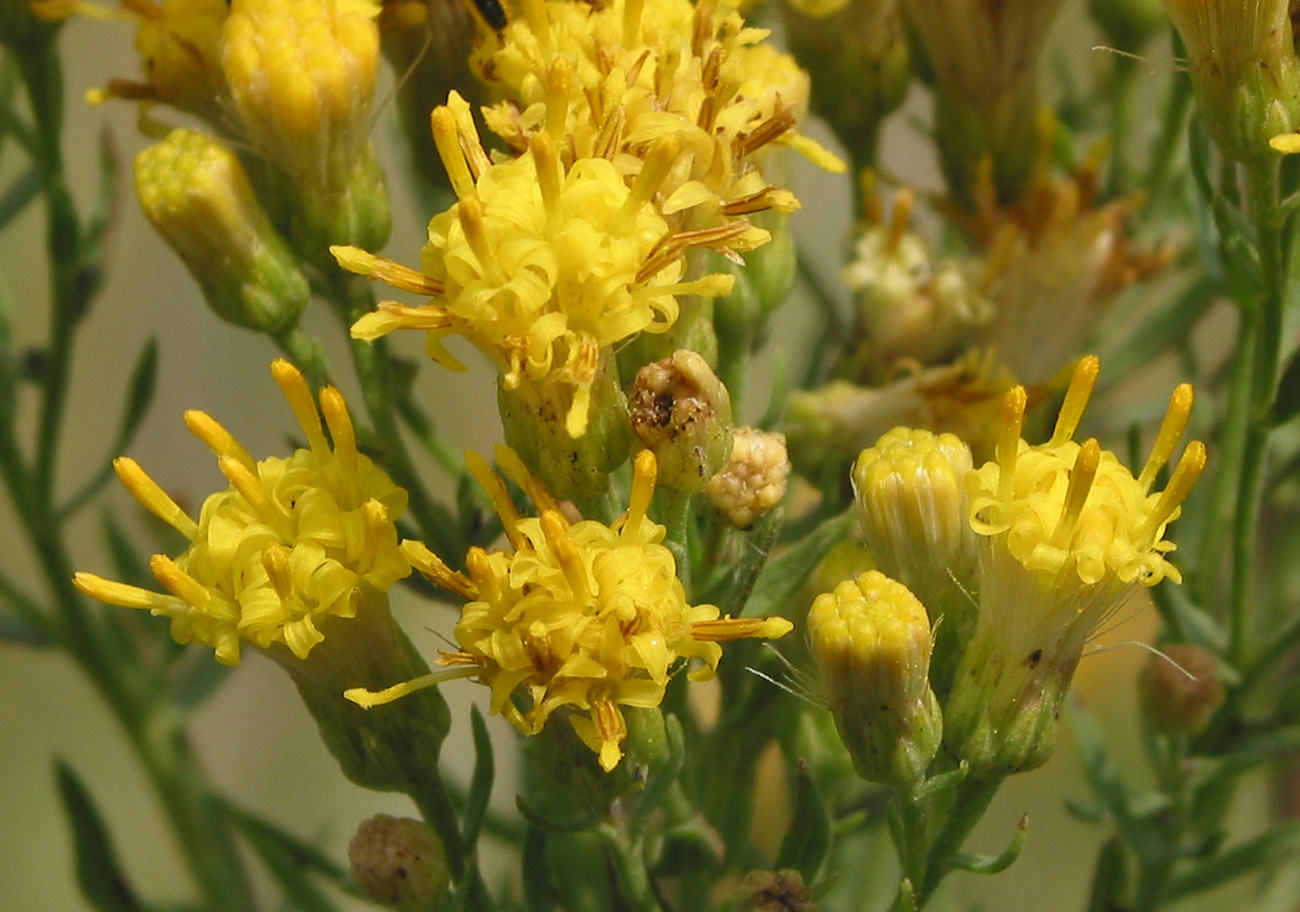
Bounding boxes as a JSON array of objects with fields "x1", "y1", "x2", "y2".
[
  {"x1": 74, "y1": 360, "x2": 411, "y2": 665},
  {"x1": 222, "y1": 0, "x2": 382, "y2": 190},
  {"x1": 348, "y1": 447, "x2": 792, "y2": 771},
  {"x1": 472, "y1": 0, "x2": 841, "y2": 230},
  {"x1": 337, "y1": 97, "x2": 738, "y2": 438},
  {"x1": 945, "y1": 356, "x2": 1205, "y2": 773},
  {"x1": 33, "y1": 0, "x2": 229, "y2": 122}
]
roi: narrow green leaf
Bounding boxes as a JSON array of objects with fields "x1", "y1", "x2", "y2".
[
  {"x1": 776, "y1": 759, "x2": 832, "y2": 883},
  {"x1": 1102, "y1": 277, "x2": 1219, "y2": 379},
  {"x1": 758, "y1": 349, "x2": 788, "y2": 431},
  {"x1": 951, "y1": 815, "x2": 1027, "y2": 875},
  {"x1": 1085, "y1": 837, "x2": 1130, "y2": 912},
  {"x1": 1164, "y1": 821, "x2": 1300, "y2": 902},
  {"x1": 1270, "y1": 345, "x2": 1300, "y2": 426},
  {"x1": 76, "y1": 128, "x2": 122, "y2": 309},
  {"x1": 54, "y1": 760, "x2": 143, "y2": 912},
  {"x1": 225, "y1": 804, "x2": 348, "y2": 912},
  {"x1": 461, "y1": 705, "x2": 495, "y2": 852},
  {"x1": 0, "y1": 164, "x2": 40, "y2": 232},
  {"x1": 0, "y1": 604, "x2": 51, "y2": 645},
  {"x1": 741, "y1": 512, "x2": 852, "y2": 618},
  {"x1": 117, "y1": 338, "x2": 158, "y2": 451}
]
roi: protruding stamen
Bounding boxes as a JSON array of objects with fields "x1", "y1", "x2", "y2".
[
  {"x1": 738, "y1": 105, "x2": 796, "y2": 157},
  {"x1": 636, "y1": 221, "x2": 751, "y2": 283},
  {"x1": 996, "y1": 386, "x2": 1027, "y2": 503},
  {"x1": 1049, "y1": 355, "x2": 1101, "y2": 447},
  {"x1": 545, "y1": 59, "x2": 571, "y2": 143},
  {"x1": 691, "y1": 615, "x2": 794, "y2": 641},
  {"x1": 344, "y1": 668, "x2": 477, "y2": 708},
  {"x1": 624, "y1": 450, "x2": 657, "y2": 538},
  {"x1": 432, "y1": 106, "x2": 477, "y2": 201},
  {"x1": 217, "y1": 456, "x2": 277, "y2": 524},
  {"x1": 520, "y1": 0, "x2": 550, "y2": 51},
  {"x1": 457, "y1": 195, "x2": 507, "y2": 286},
  {"x1": 621, "y1": 138, "x2": 678, "y2": 222},
  {"x1": 113, "y1": 458, "x2": 199, "y2": 540},
  {"x1": 444, "y1": 90, "x2": 490, "y2": 180},
  {"x1": 1136, "y1": 441, "x2": 1207, "y2": 545},
  {"x1": 720, "y1": 186, "x2": 800, "y2": 217},
  {"x1": 330, "y1": 246, "x2": 445, "y2": 295},
  {"x1": 530, "y1": 131, "x2": 563, "y2": 234},
  {"x1": 262, "y1": 543, "x2": 294, "y2": 603},
  {"x1": 1049, "y1": 438, "x2": 1100, "y2": 551},
  {"x1": 696, "y1": 46, "x2": 723, "y2": 132},
  {"x1": 622, "y1": 0, "x2": 644, "y2": 46},
  {"x1": 465, "y1": 450, "x2": 525, "y2": 550},
  {"x1": 494, "y1": 444, "x2": 560, "y2": 517},
  {"x1": 150, "y1": 554, "x2": 212, "y2": 610},
  {"x1": 73, "y1": 572, "x2": 174, "y2": 611},
  {"x1": 1138, "y1": 383, "x2": 1194, "y2": 492},
  {"x1": 184, "y1": 411, "x2": 255, "y2": 472},
  {"x1": 465, "y1": 547, "x2": 499, "y2": 603},
  {"x1": 887, "y1": 188, "x2": 914, "y2": 257},
  {"x1": 403, "y1": 539, "x2": 476, "y2": 598},
  {"x1": 351, "y1": 301, "x2": 454, "y2": 344},
  {"x1": 361, "y1": 500, "x2": 389, "y2": 567},
  {"x1": 272, "y1": 359, "x2": 329, "y2": 453},
  {"x1": 541, "y1": 511, "x2": 590, "y2": 601},
  {"x1": 594, "y1": 104, "x2": 625, "y2": 160},
  {"x1": 320, "y1": 387, "x2": 357, "y2": 474}
]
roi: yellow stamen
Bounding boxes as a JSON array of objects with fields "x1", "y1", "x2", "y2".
[
  {"x1": 330, "y1": 246, "x2": 445, "y2": 296},
  {"x1": 320, "y1": 387, "x2": 357, "y2": 475},
  {"x1": 625, "y1": 450, "x2": 657, "y2": 538},
  {"x1": 432, "y1": 106, "x2": 477, "y2": 201},
  {"x1": 494, "y1": 444, "x2": 560, "y2": 516},
  {"x1": 262, "y1": 544, "x2": 294, "y2": 603},
  {"x1": 465, "y1": 450, "x2": 525, "y2": 550},
  {"x1": 1049, "y1": 438, "x2": 1100, "y2": 551},
  {"x1": 184, "y1": 411, "x2": 255, "y2": 472},
  {"x1": 73, "y1": 572, "x2": 174, "y2": 611},
  {"x1": 361, "y1": 501, "x2": 390, "y2": 565},
  {"x1": 542, "y1": 511, "x2": 591, "y2": 601},
  {"x1": 887, "y1": 188, "x2": 914, "y2": 257},
  {"x1": 996, "y1": 386, "x2": 1027, "y2": 504},
  {"x1": 545, "y1": 59, "x2": 571, "y2": 143},
  {"x1": 594, "y1": 104, "x2": 626, "y2": 160},
  {"x1": 217, "y1": 456, "x2": 277, "y2": 525},
  {"x1": 622, "y1": 0, "x2": 644, "y2": 46},
  {"x1": 345, "y1": 668, "x2": 477, "y2": 708},
  {"x1": 402, "y1": 540, "x2": 477, "y2": 599},
  {"x1": 465, "y1": 547, "x2": 499, "y2": 603},
  {"x1": 457, "y1": 195, "x2": 507, "y2": 286},
  {"x1": 691, "y1": 616, "x2": 794, "y2": 641},
  {"x1": 272, "y1": 359, "x2": 329, "y2": 453},
  {"x1": 1049, "y1": 356, "x2": 1101, "y2": 447},
  {"x1": 530, "y1": 131, "x2": 563, "y2": 234},
  {"x1": 150, "y1": 554, "x2": 212, "y2": 610},
  {"x1": 113, "y1": 458, "x2": 198, "y2": 540},
  {"x1": 445, "y1": 90, "x2": 491, "y2": 181},
  {"x1": 1138, "y1": 384, "x2": 1194, "y2": 492},
  {"x1": 1136, "y1": 441, "x2": 1208, "y2": 545},
  {"x1": 621, "y1": 138, "x2": 679, "y2": 222}
]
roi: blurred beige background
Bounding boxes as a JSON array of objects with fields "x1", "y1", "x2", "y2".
[{"x1": 0, "y1": 15, "x2": 1249, "y2": 912}]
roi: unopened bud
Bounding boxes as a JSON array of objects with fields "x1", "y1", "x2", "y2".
[
  {"x1": 349, "y1": 815, "x2": 449, "y2": 912},
  {"x1": 852, "y1": 427, "x2": 977, "y2": 696},
  {"x1": 630, "y1": 351, "x2": 733, "y2": 493},
  {"x1": 135, "y1": 129, "x2": 309, "y2": 334},
  {"x1": 707, "y1": 427, "x2": 790, "y2": 528},
  {"x1": 807, "y1": 571, "x2": 941, "y2": 788},
  {"x1": 1140, "y1": 644, "x2": 1224, "y2": 736}
]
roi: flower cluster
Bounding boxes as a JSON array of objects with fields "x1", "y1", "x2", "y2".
[
  {"x1": 348, "y1": 448, "x2": 792, "y2": 771},
  {"x1": 813, "y1": 357, "x2": 1205, "y2": 779},
  {"x1": 75, "y1": 361, "x2": 410, "y2": 665}
]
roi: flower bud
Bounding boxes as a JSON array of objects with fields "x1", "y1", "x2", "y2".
[
  {"x1": 807, "y1": 571, "x2": 941, "y2": 788},
  {"x1": 630, "y1": 350, "x2": 734, "y2": 493},
  {"x1": 1140, "y1": 644, "x2": 1224, "y2": 736},
  {"x1": 349, "y1": 815, "x2": 449, "y2": 912},
  {"x1": 135, "y1": 129, "x2": 309, "y2": 334},
  {"x1": 852, "y1": 427, "x2": 977, "y2": 697},
  {"x1": 1163, "y1": 0, "x2": 1300, "y2": 162},
  {"x1": 707, "y1": 427, "x2": 791, "y2": 528},
  {"x1": 223, "y1": 0, "x2": 391, "y2": 256},
  {"x1": 498, "y1": 354, "x2": 632, "y2": 509}
]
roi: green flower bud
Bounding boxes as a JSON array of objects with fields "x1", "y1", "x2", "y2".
[
  {"x1": 135, "y1": 129, "x2": 309, "y2": 334},
  {"x1": 499, "y1": 353, "x2": 632, "y2": 508},
  {"x1": 807, "y1": 571, "x2": 941, "y2": 788},
  {"x1": 629, "y1": 351, "x2": 733, "y2": 493},
  {"x1": 1140, "y1": 644, "x2": 1224, "y2": 736},
  {"x1": 349, "y1": 814, "x2": 449, "y2": 912},
  {"x1": 1163, "y1": 0, "x2": 1300, "y2": 162}
]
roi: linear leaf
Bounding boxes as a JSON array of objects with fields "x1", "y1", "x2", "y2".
[{"x1": 55, "y1": 760, "x2": 143, "y2": 912}]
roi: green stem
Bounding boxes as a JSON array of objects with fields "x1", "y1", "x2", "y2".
[
  {"x1": 272, "y1": 325, "x2": 331, "y2": 390},
  {"x1": 1106, "y1": 55, "x2": 1138, "y2": 197},
  {"x1": 596, "y1": 822, "x2": 663, "y2": 912},
  {"x1": 1143, "y1": 65, "x2": 1192, "y2": 214},
  {"x1": 915, "y1": 775, "x2": 1004, "y2": 908}
]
